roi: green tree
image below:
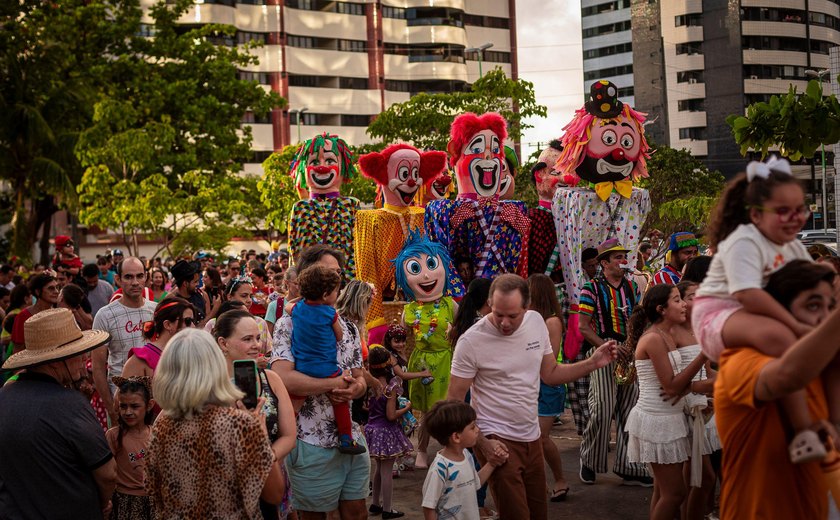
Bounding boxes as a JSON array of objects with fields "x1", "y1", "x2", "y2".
[
  {"x1": 0, "y1": 0, "x2": 140, "y2": 262},
  {"x1": 638, "y1": 143, "x2": 725, "y2": 249},
  {"x1": 258, "y1": 145, "x2": 301, "y2": 235},
  {"x1": 727, "y1": 79, "x2": 840, "y2": 161},
  {"x1": 75, "y1": 0, "x2": 285, "y2": 257},
  {"x1": 366, "y1": 68, "x2": 547, "y2": 150}
]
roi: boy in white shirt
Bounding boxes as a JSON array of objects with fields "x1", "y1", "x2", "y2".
[{"x1": 421, "y1": 400, "x2": 505, "y2": 520}]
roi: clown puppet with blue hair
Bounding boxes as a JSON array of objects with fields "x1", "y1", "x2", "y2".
[
  {"x1": 393, "y1": 229, "x2": 460, "y2": 468},
  {"x1": 288, "y1": 132, "x2": 359, "y2": 278}
]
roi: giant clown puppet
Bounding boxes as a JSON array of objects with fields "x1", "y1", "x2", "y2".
[
  {"x1": 528, "y1": 139, "x2": 565, "y2": 277},
  {"x1": 393, "y1": 229, "x2": 458, "y2": 468},
  {"x1": 424, "y1": 112, "x2": 530, "y2": 280},
  {"x1": 288, "y1": 133, "x2": 359, "y2": 278},
  {"x1": 354, "y1": 144, "x2": 448, "y2": 344},
  {"x1": 553, "y1": 80, "x2": 652, "y2": 358}
]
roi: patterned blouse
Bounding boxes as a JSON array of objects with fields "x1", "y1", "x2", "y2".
[
  {"x1": 272, "y1": 314, "x2": 364, "y2": 448},
  {"x1": 145, "y1": 406, "x2": 274, "y2": 520},
  {"x1": 288, "y1": 196, "x2": 359, "y2": 279},
  {"x1": 424, "y1": 197, "x2": 530, "y2": 280}
]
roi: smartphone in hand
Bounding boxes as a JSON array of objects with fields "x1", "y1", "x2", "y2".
[{"x1": 233, "y1": 359, "x2": 260, "y2": 409}]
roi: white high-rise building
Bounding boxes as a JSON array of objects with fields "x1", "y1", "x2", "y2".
[{"x1": 581, "y1": 0, "x2": 634, "y2": 106}]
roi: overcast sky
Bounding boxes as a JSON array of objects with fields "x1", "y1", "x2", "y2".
[{"x1": 516, "y1": 0, "x2": 584, "y2": 161}]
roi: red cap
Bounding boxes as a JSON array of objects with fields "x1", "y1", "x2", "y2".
[{"x1": 55, "y1": 235, "x2": 73, "y2": 248}]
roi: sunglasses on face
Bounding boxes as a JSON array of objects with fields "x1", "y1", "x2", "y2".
[{"x1": 182, "y1": 317, "x2": 199, "y2": 327}]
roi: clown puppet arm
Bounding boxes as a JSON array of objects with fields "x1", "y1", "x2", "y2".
[{"x1": 354, "y1": 144, "x2": 447, "y2": 345}]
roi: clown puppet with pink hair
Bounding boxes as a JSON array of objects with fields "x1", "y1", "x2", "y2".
[
  {"x1": 553, "y1": 80, "x2": 652, "y2": 360},
  {"x1": 424, "y1": 112, "x2": 530, "y2": 282},
  {"x1": 288, "y1": 132, "x2": 360, "y2": 278},
  {"x1": 354, "y1": 143, "x2": 449, "y2": 344}
]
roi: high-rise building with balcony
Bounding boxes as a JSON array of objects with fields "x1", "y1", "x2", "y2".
[
  {"x1": 633, "y1": 0, "x2": 838, "y2": 179},
  {"x1": 582, "y1": 0, "x2": 634, "y2": 106},
  {"x1": 140, "y1": 0, "x2": 517, "y2": 174}
]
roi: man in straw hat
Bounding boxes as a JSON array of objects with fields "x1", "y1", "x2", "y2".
[
  {"x1": 0, "y1": 308, "x2": 116, "y2": 519},
  {"x1": 576, "y1": 238, "x2": 652, "y2": 487}
]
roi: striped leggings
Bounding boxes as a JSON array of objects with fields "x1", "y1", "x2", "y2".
[{"x1": 579, "y1": 355, "x2": 649, "y2": 477}]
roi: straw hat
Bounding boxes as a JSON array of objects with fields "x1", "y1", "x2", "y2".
[
  {"x1": 2, "y1": 308, "x2": 110, "y2": 370},
  {"x1": 596, "y1": 237, "x2": 630, "y2": 261}
]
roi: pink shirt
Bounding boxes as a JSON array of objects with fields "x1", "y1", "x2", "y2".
[{"x1": 451, "y1": 310, "x2": 553, "y2": 442}]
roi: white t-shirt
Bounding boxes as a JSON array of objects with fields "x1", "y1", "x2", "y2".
[
  {"x1": 92, "y1": 299, "x2": 157, "y2": 393},
  {"x1": 698, "y1": 224, "x2": 811, "y2": 298},
  {"x1": 451, "y1": 310, "x2": 552, "y2": 443},
  {"x1": 421, "y1": 449, "x2": 481, "y2": 520}
]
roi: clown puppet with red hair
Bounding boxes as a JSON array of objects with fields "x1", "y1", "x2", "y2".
[
  {"x1": 424, "y1": 112, "x2": 530, "y2": 282},
  {"x1": 354, "y1": 143, "x2": 449, "y2": 344},
  {"x1": 552, "y1": 80, "x2": 652, "y2": 360},
  {"x1": 288, "y1": 132, "x2": 359, "y2": 278}
]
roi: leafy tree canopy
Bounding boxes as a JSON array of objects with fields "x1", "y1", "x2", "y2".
[{"x1": 366, "y1": 68, "x2": 547, "y2": 150}]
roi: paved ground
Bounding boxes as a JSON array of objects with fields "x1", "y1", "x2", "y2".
[{"x1": 371, "y1": 411, "x2": 652, "y2": 519}]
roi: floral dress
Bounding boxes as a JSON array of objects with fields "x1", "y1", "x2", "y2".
[{"x1": 406, "y1": 297, "x2": 455, "y2": 413}]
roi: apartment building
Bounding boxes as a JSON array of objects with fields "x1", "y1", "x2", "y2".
[
  {"x1": 582, "y1": 0, "x2": 634, "y2": 106},
  {"x1": 140, "y1": 0, "x2": 517, "y2": 174}
]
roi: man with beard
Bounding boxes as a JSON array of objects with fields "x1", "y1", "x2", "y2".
[{"x1": 652, "y1": 231, "x2": 699, "y2": 286}]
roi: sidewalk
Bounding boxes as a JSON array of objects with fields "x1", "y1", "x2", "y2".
[{"x1": 372, "y1": 412, "x2": 651, "y2": 519}]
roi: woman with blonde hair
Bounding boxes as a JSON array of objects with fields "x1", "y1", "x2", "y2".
[{"x1": 146, "y1": 328, "x2": 285, "y2": 518}]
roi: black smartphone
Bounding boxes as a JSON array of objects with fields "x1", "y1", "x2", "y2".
[{"x1": 233, "y1": 359, "x2": 260, "y2": 409}]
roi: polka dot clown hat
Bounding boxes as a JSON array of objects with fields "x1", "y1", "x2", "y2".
[{"x1": 585, "y1": 80, "x2": 624, "y2": 119}]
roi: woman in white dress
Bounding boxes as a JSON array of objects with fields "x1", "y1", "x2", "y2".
[
  {"x1": 625, "y1": 284, "x2": 707, "y2": 520},
  {"x1": 674, "y1": 280, "x2": 721, "y2": 520}
]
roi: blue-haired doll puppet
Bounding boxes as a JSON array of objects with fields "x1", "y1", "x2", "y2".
[
  {"x1": 288, "y1": 132, "x2": 359, "y2": 278},
  {"x1": 393, "y1": 229, "x2": 460, "y2": 468}
]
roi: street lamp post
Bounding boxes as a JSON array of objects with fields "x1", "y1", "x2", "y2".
[
  {"x1": 806, "y1": 69, "x2": 830, "y2": 232},
  {"x1": 465, "y1": 42, "x2": 493, "y2": 79},
  {"x1": 289, "y1": 107, "x2": 309, "y2": 143}
]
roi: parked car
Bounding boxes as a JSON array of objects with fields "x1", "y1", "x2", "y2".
[{"x1": 798, "y1": 229, "x2": 837, "y2": 242}]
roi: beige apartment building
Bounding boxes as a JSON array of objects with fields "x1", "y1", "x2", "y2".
[{"x1": 140, "y1": 0, "x2": 518, "y2": 175}]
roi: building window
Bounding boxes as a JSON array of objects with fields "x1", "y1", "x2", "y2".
[
  {"x1": 339, "y1": 77, "x2": 368, "y2": 89},
  {"x1": 675, "y1": 13, "x2": 702, "y2": 27},
  {"x1": 675, "y1": 42, "x2": 703, "y2": 55},
  {"x1": 582, "y1": 20, "x2": 632, "y2": 38},
  {"x1": 242, "y1": 111, "x2": 272, "y2": 124},
  {"x1": 406, "y1": 7, "x2": 464, "y2": 28},
  {"x1": 382, "y1": 6, "x2": 405, "y2": 19},
  {"x1": 341, "y1": 114, "x2": 370, "y2": 126},
  {"x1": 287, "y1": 35, "x2": 315, "y2": 48},
  {"x1": 617, "y1": 86, "x2": 634, "y2": 98},
  {"x1": 288, "y1": 75, "x2": 323, "y2": 87},
  {"x1": 201, "y1": 0, "x2": 235, "y2": 6},
  {"x1": 408, "y1": 45, "x2": 465, "y2": 64},
  {"x1": 583, "y1": 64, "x2": 633, "y2": 81},
  {"x1": 482, "y1": 50, "x2": 511, "y2": 64},
  {"x1": 385, "y1": 80, "x2": 411, "y2": 92},
  {"x1": 207, "y1": 32, "x2": 235, "y2": 47},
  {"x1": 237, "y1": 0, "x2": 267, "y2": 5},
  {"x1": 336, "y1": 2, "x2": 365, "y2": 15},
  {"x1": 238, "y1": 71, "x2": 271, "y2": 84},
  {"x1": 676, "y1": 70, "x2": 704, "y2": 84},
  {"x1": 237, "y1": 31, "x2": 267, "y2": 45},
  {"x1": 677, "y1": 98, "x2": 705, "y2": 112},
  {"x1": 462, "y1": 14, "x2": 510, "y2": 29},
  {"x1": 743, "y1": 64, "x2": 808, "y2": 81},
  {"x1": 289, "y1": 112, "x2": 320, "y2": 125},
  {"x1": 741, "y1": 6, "x2": 806, "y2": 24},
  {"x1": 583, "y1": 42, "x2": 632, "y2": 60},
  {"x1": 581, "y1": 0, "x2": 631, "y2": 17},
  {"x1": 679, "y1": 127, "x2": 707, "y2": 140},
  {"x1": 338, "y1": 39, "x2": 366, "y2": 53},
  {"x1": 137, "y1": 23, "x2": 156, "y2": 37},
  {"x1": 251, "y1": 151, "x2": 273, "y2": 163}
]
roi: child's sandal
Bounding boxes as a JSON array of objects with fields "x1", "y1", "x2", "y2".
[{"x1": 790, "y1": 429, "x2": 827, "y2": 464}]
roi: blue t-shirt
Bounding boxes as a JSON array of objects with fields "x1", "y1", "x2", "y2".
[{"x1": 291, "y1": 301, "x2": 340, "y2": 378}]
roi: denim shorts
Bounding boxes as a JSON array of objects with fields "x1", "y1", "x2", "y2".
[
  {"x1": 285, "y1": 436, "x2": 370, "y2": 512},
  {"x1": 537, "y1": 381, "x2": 566, "y2": 417}
]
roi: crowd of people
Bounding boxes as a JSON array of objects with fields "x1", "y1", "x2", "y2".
[{"x1": 1, "y1": 155, "x2": 840, "y2": 520}]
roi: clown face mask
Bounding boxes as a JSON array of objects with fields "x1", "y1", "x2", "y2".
[
  {"x1": 577, "y1": 114, "x2": 642, "y2": 184},
  {"x1": 402, "y1": 252, "x2": 446, "y2": 302},
  {"x1": 422, "y1": 173, "x2": 453, "y2": 204},
  {"x1": 305, "y1": 143, "x2": 343, "y2": 195},
  {"x1": 455, "y1": 129, "x2": 503, "y2": 198},
  {"x1": 534, "y1": 169, "x2": 561, "y2": 201},
  {"x1": 385, "y1": 148, "x2": 422, "y2": 206}
]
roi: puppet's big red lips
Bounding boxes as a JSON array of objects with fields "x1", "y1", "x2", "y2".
[
  {"x1": 418, "y1": 280, "x2": 438, "y2": 293},
  {"x1": 309, "y1": 167, "x2": 336, "y2": 187}
]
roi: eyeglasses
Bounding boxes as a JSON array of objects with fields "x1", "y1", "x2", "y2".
[
  {"x1": 752, "y1": 205, "x2": 811, "y2": 223},
  {"x1": 182, "y1": 317, "x2": 198, "y2": 327}
]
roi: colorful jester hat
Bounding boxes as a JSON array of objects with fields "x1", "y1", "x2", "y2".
[
  {"x1": 392, "y1": 228, "x2": 453, "y2": 303},
  {"x1": 289, "y1": 132, "x2": 356, "y2": 194},
  {"x1": 555, "y1": 80, "x2": 651, "y2": 201}
]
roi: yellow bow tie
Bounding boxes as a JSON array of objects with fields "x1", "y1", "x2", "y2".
[{"x1": 594, "y1": 179, "x2": 633, "y2": 201}]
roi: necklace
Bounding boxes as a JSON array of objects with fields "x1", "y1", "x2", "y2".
[
  {"x1": 412, "y1": 300, "x2": 442, "y2": 341},
  {"x1": 652, "y1": 325, "x2": 677, "y2": 349}
]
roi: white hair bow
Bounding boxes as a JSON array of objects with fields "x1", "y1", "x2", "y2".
[{"x1": 746, "y1": 156, "x2": 792, "y2": 182}]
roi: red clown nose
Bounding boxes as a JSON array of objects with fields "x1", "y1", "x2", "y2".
[
  {"x1": 611, "y1": 149, "x2": 625, "y2": 161},
  {"x1": 313, "y1": 165, "x2": 332, "y2": 174},
  {"x1": 406, "y1": 179, "x2": 417, "y2": 187}
]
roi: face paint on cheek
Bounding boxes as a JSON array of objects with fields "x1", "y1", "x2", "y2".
[{"x1": 306, "y1": 164, "x2": 341, "y2": 191}]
